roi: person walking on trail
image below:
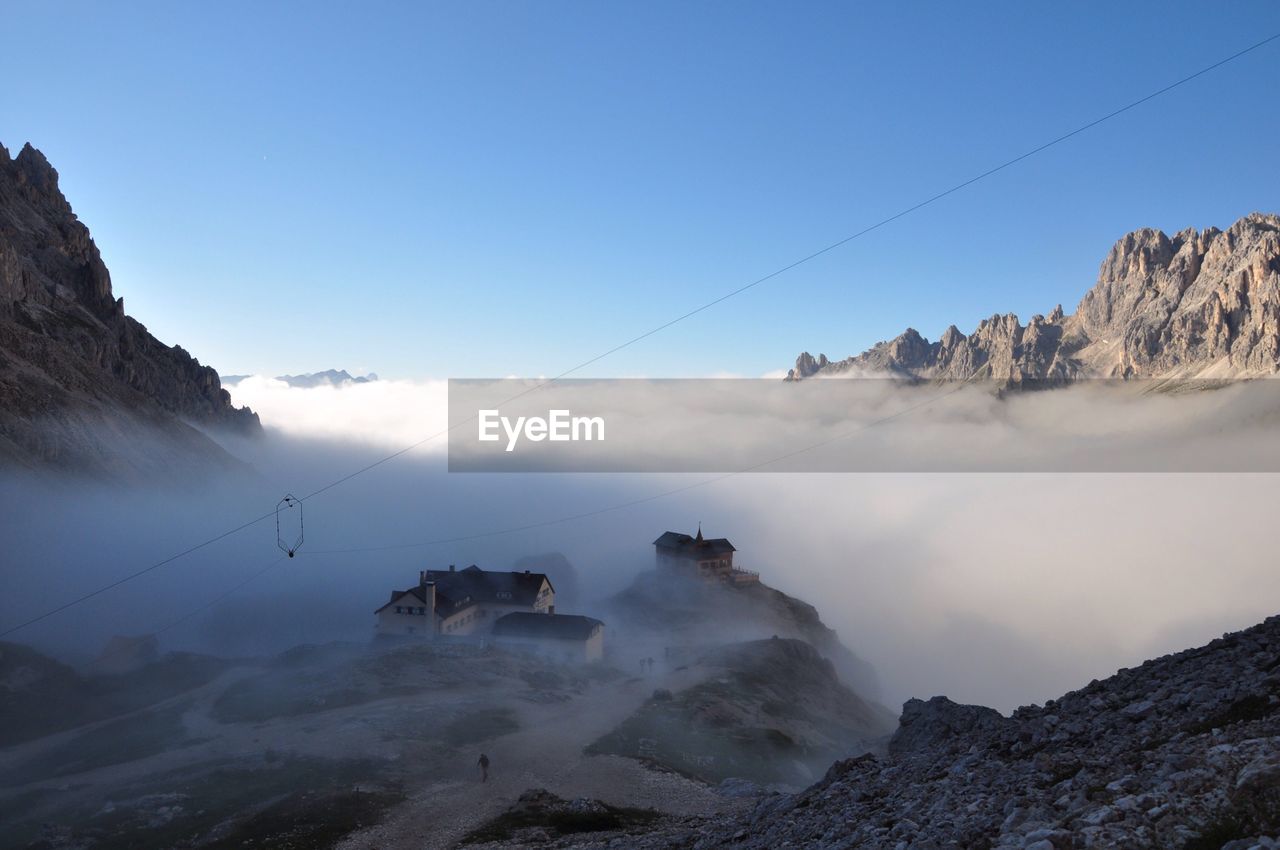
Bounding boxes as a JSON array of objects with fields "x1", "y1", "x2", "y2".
[{"x1": 477, "y1": 752, "x2": 490, "y2": 783}]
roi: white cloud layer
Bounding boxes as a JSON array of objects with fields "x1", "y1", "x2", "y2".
[
  {"x1": 226, "y1": 376, "x2": 449, "y2": 451},
  {"x1": 7, "y1": 377, "x2": 1279, "y2": 716}
]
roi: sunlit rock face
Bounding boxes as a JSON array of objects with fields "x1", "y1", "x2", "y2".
[
  {"x1": 0, "y1": 142, "x2": 259, "y2": 477},
  {"x1": 788, "y1": 213, "x2": 1280, "y2": 385}
]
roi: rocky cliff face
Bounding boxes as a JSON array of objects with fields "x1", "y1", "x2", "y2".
[
  {"x1": 480, "y1": 613, "x2": 1280, "y2": 849},
  {"x1": 674, "y1": 615, "x2": 1280, "y2": 850},
  {"x1": 0, "y1": 142, "x2": 259, "y2": 476},
  {"x1": 788, "y1": 213, "x2": 1280, "y2": 386},
  {"x1": 607, "y1": 569, "x2": 886, "y2": 702}
]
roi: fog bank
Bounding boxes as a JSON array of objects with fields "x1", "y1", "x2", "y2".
[{"x1": 2, "y1": 378, "x2": 1277, "y2": 714}]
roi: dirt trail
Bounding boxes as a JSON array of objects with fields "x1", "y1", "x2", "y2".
[
  {"x1": 334, "y1": 664, "x2": 734, "y2": 850},
  {"x1": 2, "y1": 650, "x2": 742, "y2": 849}
]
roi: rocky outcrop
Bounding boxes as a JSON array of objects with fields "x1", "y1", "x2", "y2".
[
  {"x1": 607, "y1": 570, "x2": 886, "y2": 702},
  {"x1": 587, "y1": 638, "x2": 894, "y2": 787},
  {"x1": 787, "y1": 213, "x2": 1280, "y2": 385},
  {"x1": 887, "y1": 694, "x2": 1013, "y2": 757},
  {"x1": 530, "y1": 613, "x2": 1280, "y2": 849},
  {"x1": 0, "y1": 142, "x2": 259, "y2": 475}
]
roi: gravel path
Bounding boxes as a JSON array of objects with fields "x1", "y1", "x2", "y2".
[
  {"x1": 334, "y1": 663, "x2": 738, "y2": 850},
  {"x1": 2, "y1": 649, "x2": 742, "y2": 849}
]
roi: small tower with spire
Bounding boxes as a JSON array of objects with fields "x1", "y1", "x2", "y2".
[{"x1": 652, "y1": 525, "x2": 738, "y2": 581}]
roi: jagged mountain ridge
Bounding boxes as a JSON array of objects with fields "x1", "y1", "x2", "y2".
[
  {"x1": 219, "y1": 369, "x2": 379, "y2": 389},
  {"x1": 788, "y1": 213, "x2": 1280, "y2": 385},
  {"x1": 0, "y1": 142, "x2": 259, "y2": 476}
]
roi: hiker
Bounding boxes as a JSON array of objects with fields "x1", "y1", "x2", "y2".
[{"x1": 477, "y1": 752, "x2": 490, "y2": 783}]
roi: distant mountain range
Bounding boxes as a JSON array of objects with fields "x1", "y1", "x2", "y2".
[
  {"x1": 219, "y1": 369, "x2": 379, "y2": 389},
  {"x1": 0, "y1": 143, "x2": 259, "y2": 477},
  {"x1": 788, "y1": 212, "x2": 1280, "y2": 386}
]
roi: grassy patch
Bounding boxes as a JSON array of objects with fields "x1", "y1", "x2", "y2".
[
  {"x1": 4, "y1": 703, "x2": 197, "y2": 786},
  {"x1": 0, "y1": 644, "x2": 228, "y2": 747},
  {"x1": 461, "y1": 791, "x2": 658, "y2": 845},
  {"x1": 201, "y1": 786, "x2": 405, "y2": 849},
  {"x1": 6, "y1": 756, "x2": 401, "y2": 850},
  {"x1": 211, "y1": 643, "x2": 535, "y2": 724}
]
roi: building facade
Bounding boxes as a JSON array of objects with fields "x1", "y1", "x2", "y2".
[
  {"x1": 492, "y1": 612, "x2": 605, "y2": 662},
  {"x1": 653, "y1": 527, "x2": 758, "y2": 584},
  {"x1": 375, "y1": 564, "x2": 555, "y2": 638}
]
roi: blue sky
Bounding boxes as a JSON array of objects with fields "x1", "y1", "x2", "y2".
[{"x1": 3, "y1": 1, "x2": 1279, "y2": 379}]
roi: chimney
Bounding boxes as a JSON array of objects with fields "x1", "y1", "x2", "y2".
[{"x1": 423, "y1": 581, "x2": 436, "y2": 624}]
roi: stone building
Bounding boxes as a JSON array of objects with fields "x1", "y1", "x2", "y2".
[
  {"x1": 491, "y1": 612, "x2": 605, "y2": 662},
  {"x1": 375, "y1": 564, "x2": 554, "y2": 638},
  {"x1": 653, "y1": 526, "x2": 759, "y2": 584}
]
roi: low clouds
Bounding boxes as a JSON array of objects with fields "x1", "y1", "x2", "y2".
[
  {"x1": 226, "y1": 376, "x2": 449, "y2": 450},
  {"x1": 447, "y1": 378, "x2": 1280, "y2": 472},
  {"x1": 5, "y1": 377, "x2": 1279, "y2": 715}
]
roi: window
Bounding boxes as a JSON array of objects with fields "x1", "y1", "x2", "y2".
[{"x1": 395, "y1": 606, "x2": 402, "y2": 614}]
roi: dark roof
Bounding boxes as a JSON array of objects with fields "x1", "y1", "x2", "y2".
[
  {"x1": 652, "y1": 530, "x2": 736, "y2": 557},
  {"x1": 492, "y1": 612, "x2": 603, "y2": 641},
  {"x1": 424, "y1": 565, "x2": 553, "y2": 608},
  {"x1": 376, "y1": 565, "x2": 554, "y2": 615},
  {"x1": 373, "y1": 586, "x2": 430, "y2": 614}
]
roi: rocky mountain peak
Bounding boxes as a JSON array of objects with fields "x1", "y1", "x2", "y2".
[
  {"x1": 786, "y1": 213, "x2": 1280, "y2": 384},
  {"x1": 14, "y1": 142, "x2": 61, "y2": 194},
  {"x1": 1, "y1": 143, "x2": 114, "y2": 317},
  {"x1": 0, "y1": 141, "x2": 260, "y2": 475},
  {"x1": 938, "y1": 324, "x2": 965, "y2": 349},
  {"x1": 787, "y1": 351, "x2": 830, "y2": 380}
]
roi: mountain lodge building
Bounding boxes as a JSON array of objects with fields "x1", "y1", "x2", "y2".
[
  {"x1": 492, "y1": 612, "x2": 605, "y2": 662},
  {"x1": 375, "y1": 564, "x2": 555, "y2": 638},
  {"x1": 653, "y1": 526, "x2": 759, "y2": 584}
]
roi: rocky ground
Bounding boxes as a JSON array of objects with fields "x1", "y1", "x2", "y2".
[
  {"x1": 0, "y1": 638, "x2": 786, "y2": 849},
  {"x1": 587, "y1": 638, "x2": 891, "y2": 786},
  {"x1": 606, "y1": 570, "x2": 886, "y2": 700},
  {"x1": 17, "y1": 596, "x2": 1276, "y2": 849},
  {"x1": 469, "y1": 613, "x2": 1280, "y2": 849}
]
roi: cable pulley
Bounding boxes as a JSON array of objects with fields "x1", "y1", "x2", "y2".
[{"x1": 276, "y1": 494, "x2": 304, "y2": 557}]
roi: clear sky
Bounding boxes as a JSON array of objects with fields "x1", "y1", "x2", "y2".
[{"x1": 3, "y1": 1, "x2": 1279, "y2": 379}]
